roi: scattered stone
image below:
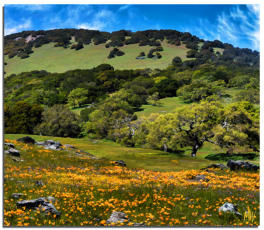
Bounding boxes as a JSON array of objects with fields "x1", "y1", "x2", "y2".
[
  {"x1": 5, "y1": 148, "x2": 20, "y2": 157},
  {"x1": 11, "y1": 157, "x2": 24, "y2": 162},
  {"x1": 106, "y1": 211, "x2": 129, "y2": 224},
  {"x1": 5, "y1": 143, "x2": 15, "y2": 148},
  {"x1": 17, "y1": 197, "x2": 60, "y2": 217},
  {"x1": 219, "y1": 202, "x2": 242, "y2": 217},
  {"x1": 192, "y1": 174, "x2": 209, "y2": 182},
  {"x1": 11, "y1": 193, "x2": 26, "y2": 199},
  {"x1": 114, "y1": 160, "x2": 126, "y2": 167},
  {"x1": 17, "y1": 136, "x2": 35, "y2": 144},
  {"x1": 227, "y1": 160, "x2": 259, "y2": 171},
  {"x1": 202, "y1": 163, "x2": 228, "y2": 170},
  {"x1": 35, "y1": 180, "x2": 44, "y2": 186}
]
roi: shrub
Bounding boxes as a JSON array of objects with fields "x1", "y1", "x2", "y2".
[
  {"x1": 4, "y1": 101, "x2": 43, "y2": 134},
  {"x1": 34, "y1": 104, "x2": 81, "y2": 137}
]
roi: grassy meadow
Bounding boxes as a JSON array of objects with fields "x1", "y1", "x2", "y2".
[
  {"x1": 4, "y1": 135, "x2": 260, "y2": 227},
  {"x1": 4, "y1": 41, "x2": 190, "y2": 76}
]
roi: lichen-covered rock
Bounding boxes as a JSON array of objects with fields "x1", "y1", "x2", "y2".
[
  {"x1": 219, "y1": 202, "x2": 242, "y2": 217},
  {"x1": 227, "y1": 160, "x2": 259, "y2": 171}
]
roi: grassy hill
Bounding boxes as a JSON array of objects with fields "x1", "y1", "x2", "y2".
[{"x1": 4, "y1": 41, "x2": 191, "y2": 76}]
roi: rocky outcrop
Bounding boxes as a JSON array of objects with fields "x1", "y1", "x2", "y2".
[
  {"x1": 17, "y1": 197, "x2": 60, "y2": 217},
  {"x1": 36, "y1": 140, "x2": 62, "y2": 150},
  {"x1": 227, "y1": 160, "x2": 259, "y2": 171}
]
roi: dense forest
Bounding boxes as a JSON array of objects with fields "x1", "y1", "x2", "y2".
[{"x1": 4, "y1": 28, "x2": 260, "y2": 157}]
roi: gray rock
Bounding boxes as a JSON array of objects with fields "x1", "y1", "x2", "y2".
[
  {"x1": 44, "y1": 140, "x2": 62, "y2": 147},
  {"x1": 114, "y1": 160, "x2": 126, "y2": 167},
  {"x1": 17, "y1": 136, "x2": 35, "y2": 144},
  {"x1": 36, "y1": 140, "x2": 63, "y2": 150},
  {"x1": 106, "y1": 211, "x2": 128, "y2": 223},
  {"x1": 219, "y1": 202, "x2": 242, "y2": 217},
  {"x1": 11, "y1": 193, "x2": 26, "y2": 199},
  {"x1": 35, "y1": 180, "x2": 44, "y2": 186},
  {"x1": 17, "y1": 197, "x2": 60, "y2": 217},
  {"x1": 5, "y1": 143, "x2": 15, "y2": 148},
  {"x1": 227, "y1": 160, "x2": 259, "y2": 171},
  {"x1": 5, "y1": 148, "x2": 20, "y2": 157}
]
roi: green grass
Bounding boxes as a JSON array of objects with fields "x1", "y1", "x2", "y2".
[
  {"x1": 5, "y1": 134, "x2": 219, "y2": 172},
  {"x1": 135, "y1": 97, "x2": 191, "y2": 118},
  {"x1": 4, "y1": 41, "x2": 191, "y2": 76}
]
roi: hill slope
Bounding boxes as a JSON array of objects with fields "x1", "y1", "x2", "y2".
[{"x1": 4, "y1": 41, "x2": 191, "y2": 75}]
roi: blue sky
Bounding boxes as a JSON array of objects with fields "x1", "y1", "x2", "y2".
[{"x1": 4, "y1": 4, "x2": 260, "y2": 51}]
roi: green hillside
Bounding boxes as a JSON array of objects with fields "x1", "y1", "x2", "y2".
[{"x1": 4, "y1": 41, "x2": 190, "y2": 76}]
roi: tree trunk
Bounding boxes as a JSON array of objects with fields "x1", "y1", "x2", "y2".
[
  {"x1": 163, "y1": 143, "x2": 168, "y2": 152},
  {"x1": 191, "y1": 144, "x2": 199, "y2": 157}
]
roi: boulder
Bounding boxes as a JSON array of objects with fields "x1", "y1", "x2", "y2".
[
  {"x1": 219, "y1": 202, "x2": 242, "y2": 217},
  {"x1": 17, "y1": 197, "x2": 60, "y2": 217},
  {"x1": 17, "y1": 136, "x2": 35, "y2": 144},
  {"x1": 114, "y1": 160, "x2": 126, "y2": 167},
  {"x1": 5, "y1": 148, "x2": 20, "y2": 157},
  {"x1": 227, "y1": 160, "x2": 259, "y2": 171},
  {"x1": 5, "y1": 143, "x2": 15, "y2": 148},
  {"x1": 107, "y1": 211, "x2": 129, "y2": 224}
]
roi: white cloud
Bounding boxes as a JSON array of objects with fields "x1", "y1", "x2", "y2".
[
  {"x1": 194, "y1": 5, "x2": 259, "y2": 50},
  {"x1": 118, "y1": 5, "x2": 131, "y2": 12},
  {"x1": 5, "y1": 19, "x2": 32, "y2": 35},
  {"x1": 77, "y1": 23, "x2": 104, "y2": 31}
]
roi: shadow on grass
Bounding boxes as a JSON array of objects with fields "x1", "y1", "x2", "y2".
[{"x1": 205, "y1": 152, "x2": 258, "y2": 161}]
